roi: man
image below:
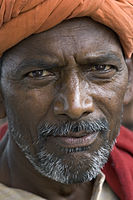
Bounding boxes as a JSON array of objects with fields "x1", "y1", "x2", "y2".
[{"x1": 0, "y1": 0, "x2": 133, "y2": 200}]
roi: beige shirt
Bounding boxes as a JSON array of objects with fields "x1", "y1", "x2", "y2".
[{"x1": 0, "y1": 173, "x2": 119, "y2": 200}]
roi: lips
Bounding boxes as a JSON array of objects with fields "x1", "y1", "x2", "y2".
[{"x1": 48, "y1": 131, "x2": 98, "y2": 148}]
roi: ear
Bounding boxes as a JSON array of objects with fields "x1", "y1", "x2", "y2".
[
  {"x1": 0, "y1": 88, "x2": 6, "y2": 119},
  {"x1": 124, "y1": 55, "x2": 133, "y2": 105}
]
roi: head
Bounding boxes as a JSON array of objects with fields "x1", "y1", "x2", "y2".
[{"x1": 0, "y1": 17, "x2": 133, "y2": 184}]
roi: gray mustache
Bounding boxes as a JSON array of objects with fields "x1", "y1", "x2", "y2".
[{"x1": 38, "y1": 118, "x2": 109, "y2": 138}]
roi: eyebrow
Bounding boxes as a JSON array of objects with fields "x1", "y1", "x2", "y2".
[
  {"x1": 15, "y1": 51, "x2": 123, "y2": 74},
  {"x1": 15, "y1": 59, "x2": 59, "y2": 73},
  {"x1": 78, "y1": 52, "x2": 122, "y2": 65}
]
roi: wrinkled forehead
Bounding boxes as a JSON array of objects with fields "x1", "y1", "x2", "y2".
[{"x1": 2, "y1": 18, "x2": 124, "y2": 65}]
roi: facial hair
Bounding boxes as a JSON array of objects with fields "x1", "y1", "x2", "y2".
[{"x1": 9, "y1": 118, "x2": 116, "y2": 184}]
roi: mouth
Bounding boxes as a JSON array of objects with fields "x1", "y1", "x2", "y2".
[{"x1": 47, "y1": 131, "x2": 99, "y2": 149}]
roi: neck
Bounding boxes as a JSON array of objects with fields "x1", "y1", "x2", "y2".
[{"x1": 0, "y1": 134, "x2": 94, "y2": 200}]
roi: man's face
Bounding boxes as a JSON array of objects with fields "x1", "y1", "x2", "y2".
[{"x1": 1, "y1": 18, "x2": 128, "y2": 184}]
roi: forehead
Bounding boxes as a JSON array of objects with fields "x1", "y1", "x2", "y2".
[{"x1": 3, "y1": 17, "x2": 123, "y2": 66}]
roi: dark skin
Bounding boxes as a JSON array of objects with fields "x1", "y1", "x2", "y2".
[{"x1": 0, "y1": 18, "x2": 133, "y2": 200}]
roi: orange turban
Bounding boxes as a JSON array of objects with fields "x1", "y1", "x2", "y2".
[{"x1": 0, "y1": 0, "x2": 133, "y2": 58}]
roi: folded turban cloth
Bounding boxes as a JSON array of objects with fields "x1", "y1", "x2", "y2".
[{"x1": 0, "y1": 0, "x2": 133, "y2": 58}]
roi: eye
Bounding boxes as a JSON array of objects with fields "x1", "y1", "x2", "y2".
[
  {"x1": 86, "y1": 64, "x2": 117, "y2": 81},
  {"x1": 90, "y1": 65, "x2": 113, "y2": 72},
  {"x1": 28, "y1": 70, "x2": 53, "y2": 78}
]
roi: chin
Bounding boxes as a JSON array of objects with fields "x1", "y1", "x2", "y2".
[{"x1": 23, "y1": 139, "x2": 114, "y2": 184}]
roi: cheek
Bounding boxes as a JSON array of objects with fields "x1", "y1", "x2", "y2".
[
  {"x1": 96, "y1": 84, "x2": 125, "y2": 115},
  {"x1": 3, "y1": 84, "x2": 55, "y2": 133},
  {"x1": 90, "y1": 74, "x2": 128, "y2": 139}
]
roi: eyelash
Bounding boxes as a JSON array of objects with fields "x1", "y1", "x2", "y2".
[
  {"x1": 25, "y1": 64, "x2": 117, "y2": 81},
  {"x1": 87, "y1": 64, "x2": 116, "y2": 72},
  {"x1": 27, "y1": 70, "x2": 54, "y2": 78}
]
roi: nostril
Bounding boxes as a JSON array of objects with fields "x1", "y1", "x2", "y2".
[{"x1": 83, "y1": 111, "x2": 90, "y2": 117}]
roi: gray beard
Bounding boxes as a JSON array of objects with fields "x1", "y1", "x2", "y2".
[
  {"x1": 9, "y1": 119, "x2": 115, "y2": 184},
  {"x1": 27, "y1": 142, "x2": 113, "y2": 184}
]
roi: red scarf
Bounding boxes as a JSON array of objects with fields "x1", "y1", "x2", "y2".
[
  {"x1": 0, "y1": 124, "x2": 133, "y2": 199},
  {"x1": 103, "y1": 126, "x2": 133, "y2": 200}
]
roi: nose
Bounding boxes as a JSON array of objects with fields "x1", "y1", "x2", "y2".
[{"x1": 54, "y1": 70, "x2": 94, "y2": 119}]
